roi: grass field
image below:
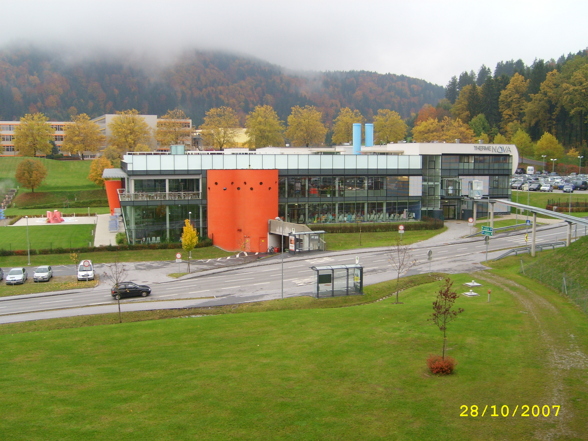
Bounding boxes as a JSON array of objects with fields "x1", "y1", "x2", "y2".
[
  {"x1": 0, "y1": 224, "x2": 96, "y2": 251},
  {"x1": 0, "y1": 157, "x2": 99, "y2": 192},
  {"x1": 0, "y1": 263, "x2": 586, "y2": 440}
]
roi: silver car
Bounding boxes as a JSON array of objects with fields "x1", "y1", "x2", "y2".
[
  {"x1": 33, "y1": 265, "x2": 53, "y2": 282},
  {"x1": 6, "y1": 267, "x2": 27, "y2": 285}
]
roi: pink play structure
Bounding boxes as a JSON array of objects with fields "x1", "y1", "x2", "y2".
[{"x1": 46, "y1": 210, "x2": 64, "y2": 223}]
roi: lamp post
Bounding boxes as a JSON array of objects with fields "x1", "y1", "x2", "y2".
[
  {"x1": 275, "y1": 216, "x2": 284, "y2": 300},
  {"x1": 550, "y1": 158, "x2": 557, "y2": 173},
  {"x1": 188, "y1": 211, "x2": 192, "y2": 261},
  {"x1": 25, "y1": 215, "x2": 30, "y2": 266},
  {"x1": 579, "y1": 156, "x2": 584, "y2": 175},
  {"x1": 541, "y1": 155, "x2": 547, "y2": 172}
]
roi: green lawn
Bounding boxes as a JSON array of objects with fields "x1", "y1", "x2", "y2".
[
  {"x1": 0, "y1": 156, "x2": 100, "y2": 192},
  {"x1": 0, "y1": 266, "x2": 586, "y2": 440},
  {"x1": 0, "y1": 224, "x2": 95, "y2": 251},
  {"x1": 325, "y1": 227, "x2": 446, "y2": 250}
]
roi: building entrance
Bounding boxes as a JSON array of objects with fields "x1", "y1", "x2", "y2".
[{"x1": 442, "y1": 204, "x2": 457, "y2": 220}]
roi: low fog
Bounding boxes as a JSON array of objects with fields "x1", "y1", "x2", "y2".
[{"x1": 2, "y1": 0, "x2": 587, "y2": 85}]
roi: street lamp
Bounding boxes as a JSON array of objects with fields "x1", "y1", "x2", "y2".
[
  {"x1": 275, "y1": 216, "x2": 284, "y2": 300},
  {"x1": 25, "y1": 215, "x2": 30, "y2": 266},
  {"x1": 188, "y1": 211, "x2": 192, "y2": 261},
  {"x1": 579, "y1": 156, "x2": 584, "y2": 175},
  {"x1": 541, "y1": 155, "x2": 547, "y2": 172},
  {"x1": 550, "y1": 158, "x2": 557, "y2": 173}
]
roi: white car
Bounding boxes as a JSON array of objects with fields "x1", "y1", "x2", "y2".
[
  {"x1": 539, "y1": 184, "x2": 553, "y2": 192},
  {"x1": 6, "y1": 267, "x2": 28, "y2": 285},
  {"x1": 33, "y1": 265, "x2": 53, "y2": 282}
]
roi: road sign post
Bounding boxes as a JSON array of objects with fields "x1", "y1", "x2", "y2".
[{"x1": 481, "y1": 226, "x2": 494, "y2": 236}]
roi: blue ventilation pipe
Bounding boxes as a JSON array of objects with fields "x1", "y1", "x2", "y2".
[
  {"x1": 365, "y1": 124, "x2": 374, "y2": 147},
  {"x1": 353, "y1": 123, "x2": 362, "y2": 155}
]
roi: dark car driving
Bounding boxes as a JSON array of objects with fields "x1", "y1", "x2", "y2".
[{"x1": 111, "y1": 282, "x2": 151, "y2": 300}]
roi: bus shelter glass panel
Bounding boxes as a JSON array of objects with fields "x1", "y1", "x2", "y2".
[{"x1": 311, "y1": 265, "x2": 363, "y2": 298}]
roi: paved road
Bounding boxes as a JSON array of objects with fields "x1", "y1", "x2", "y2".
[{"x1": 0, "y1": 220, "x2": 585, "y2": 324}]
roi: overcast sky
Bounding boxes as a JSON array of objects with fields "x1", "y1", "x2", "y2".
[{"x1": 3, "y1": 0, "x2": 587, "y2": 86}]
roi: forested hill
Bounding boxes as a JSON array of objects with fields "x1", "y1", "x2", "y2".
[{"x1": 0, "y1": 47, "x2": 445, "y2": 124}]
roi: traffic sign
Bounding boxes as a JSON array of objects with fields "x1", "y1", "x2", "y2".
[
  {"x1": 398, "y1": 224, "x2": 404, "y2": 234},
  {"x1": 468, "y1": 217, "x2": 474, "y2": 224},
  {"x1": 526, "y1": 219, "x2": 531, "y2": 226},
  {"x1": 481, "y1": 226, "x2": 494, "y2": 236}
]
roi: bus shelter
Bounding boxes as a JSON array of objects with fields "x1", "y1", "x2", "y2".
[{"x1": 310, "y1": 264, "x2": 363, "y2": 298}]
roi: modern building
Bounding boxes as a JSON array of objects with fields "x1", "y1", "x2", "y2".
[{"x1": 104, "y1": 140, "x2": 518, "y2": 253}]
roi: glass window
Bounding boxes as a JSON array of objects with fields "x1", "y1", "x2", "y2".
[
  {"x1": 386, "y1": 176, "x2": 409, "y2": 196},
  {"x1": 134, "y1": 179, "x2": 166, "y2": 193}
]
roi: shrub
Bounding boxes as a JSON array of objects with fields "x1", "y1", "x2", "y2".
[
  {"x1": 115, "y1": 232, "x2": 127, "y2": 245},
  {"x1": 427, "y1": 355, "x2": 457, "y2": 375}
]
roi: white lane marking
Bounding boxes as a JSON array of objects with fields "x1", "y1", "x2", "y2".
[
  {"x1": 220, "y1": 286, "x2": 240, "y2": 290},
  {"x1": 159, "y1": 294, "x2": 179, "y2": 298},
  {"x1": 189, "y1": 290, "x2": 211, "y2": 294},
  {"x1": 253, "y1": 282, "x2": 270, "y2": 286},
  {"x1": 38, "y1": 299, "x2": 74, "y2": 304}
]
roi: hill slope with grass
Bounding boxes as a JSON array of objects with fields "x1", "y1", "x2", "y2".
[
  {"x1": 524, "y1": 235, "x2": 588, "y2": 314},
  {"x1": 0, "y1": 157, "x2": 107, "y2": 210}
]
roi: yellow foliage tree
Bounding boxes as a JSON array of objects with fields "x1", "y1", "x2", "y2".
[
  {"x1": 14, "y1": 113, "x2": 54, "y2": 156},
  {"x1": 88, "y1": 156, "x2": 113, "y2": 187},
  {"x1": 107, "y1": 110, "x2": 152, "y2": 159},
  {"x1": 15, "y1": 158, "x2": 47, "y2": 192},
  {"x1": 285, "y1": 105, "x2": 327, "y2": 147},
  {"x1": 245, "y1": 105, "x2": 285, "y2": 148},
  {"x1": 180, "y1": 219, "x2": 199, "y2": 273},
  {"x1": 499, "y1": 73, "x2": 529, "y2": 130},
  {"x1": 331, "y1": 108, "x2": 364, "y2": 145},
  {"x1": 62, "y1": 113, "x2": 106, "y2": 159},
  {"x1": 412, "y1": 117, "x2": 475, "y2": 143},
  {"x1": 199, "y1": 107, "x2": 240, "y2": 150},
  {"x1": 373, "y1": 109, "x2": 407, "y2": 144},
  {"x1": 155, "y1": 109, "x2": 192, "y2": 149}
]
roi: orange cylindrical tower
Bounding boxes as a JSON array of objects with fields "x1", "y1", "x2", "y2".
[
  {"x1": 104, "y1": 180, "x2": 123, "y2": 215},
  {"x1": 207, "y1": 170, "x2": 278, "y2": 252}
]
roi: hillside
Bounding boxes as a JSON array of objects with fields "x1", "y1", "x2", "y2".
[{"x1": 0, "y1": 47, "x2": 445, "y2": 124}]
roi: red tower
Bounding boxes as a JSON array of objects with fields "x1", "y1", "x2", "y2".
[{"x1": 207, "y1": 170, "x2": 278, "y2": 252}]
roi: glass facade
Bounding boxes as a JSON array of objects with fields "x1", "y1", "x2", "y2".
[{"x1": 118, "y1": 149, "x2": 513, "y2": 242}]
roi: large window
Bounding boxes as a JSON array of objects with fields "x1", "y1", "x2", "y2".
[
  {"x1": 169, "y1": 178, "x2": 199, "y2": 192},
  {"x1": 134, "y1": 179, "x2": 166, "y2": 193}
]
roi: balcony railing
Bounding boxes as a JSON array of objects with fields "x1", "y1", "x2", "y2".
[{"x1": 117, "y1": 189, "x2": 201, "y2": 201}]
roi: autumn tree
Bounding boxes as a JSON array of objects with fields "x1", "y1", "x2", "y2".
[
  {"x1": 414, "y1": 104, "x2": 438, "y2": 125},
  {"x1": 412, "y1": 117, "x2": 475, "y2": 143},
  {"x1": 155, "y1": 109, "x2": 192, "y2": 149},
  {"x1": 13, "y1": 113, "x2": 54, "y2": 157},
  {"x1": 62, "y1": 113, "x2": 105, "y2": 159},
  {"x1": 429, "y1": 277, "x2": 464, "y2": 360},
  {"x1": 452, "y1": 84, "x2": 482, "y2": 123},
  {"x1": 15, "y1": 158, "x2": 47, "y2": 192},
  {"x1": 199, "y1": 106, "x2": 240, "y2": 150},
  {"x1": 511, "y1": 129, "x2": 535, "y2": 159},
  {"x1": 499, "y1": 73, "x2": 529, "y2": 130},
  {"x1": 331, "y1": 108, "x2": 364, "y2": 145},
  {"x1": 493, "y1": 133, "x2": 509, "y2": 144},
  {"x1": 524, "y1": 70, "x2": 562, "y2": 139},
  {"x1": 373, "y1": 109, "x2": 407, "y2": 144},
  {"x1": 88, "y1": 156, "x2": 113, "y2": 187},
  {"x1": 107, "y1": 110, "x2": 152, "y2": 158},
  {"x1": 245, "y1": 105, "x2": 285, "y2": 148},
  {"x1": 535, "y1": 132, "x2": 565, "y2": 161},
  {"x1": 181, "y1": 219, "x2": 198, "y2": 273},
  {"x1": 285, "y1": 105, "x2": 327, "y2": 147}
]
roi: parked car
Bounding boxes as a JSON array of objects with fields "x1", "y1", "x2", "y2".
[
  {"x1": 6, "y1": 267, "x2": 28, "y2": 285},
  {"x1": 562, "y1": 184, "x2": 574, "y2": 193},
  {"x1": 572, "y1": 180, "x2": 588, "y2": 190},
  {"x1": 539, "y1": 184, "x2": 553, "y2": 192},
  {"x1": 111, "y1": 282, "x2": 151, "y2": 300},
  {"x1": 528, "y1": 183, "x2": 542, "y2": 191},
  {"x1": 33, "y1": 265, "x2": 53, "y2": 282},
  {"x1": 77, "y1": 260, "x2": 95, "y2": 281},
  {"x1": 511, "y1": 181, "x2": 524, "y2": 190}
]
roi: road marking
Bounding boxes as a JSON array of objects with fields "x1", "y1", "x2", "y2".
[
  {"x1": 38, "y1": 299, "x2": 74, "y2": 304},
  {"x1": 159, "y1": 293, "x2": 179, "y2": 298},
  {"x1": 89, "y1": 302, "x2": 110, "y2": 306},
  {"x1": 220, "y1": 286, "x2": 240, "y2": 290},
  {"x1": 189, "y1": 290, "x2": 210, "y2": 294},
  {"x1": 253, "y1": 282, "x2": 270, "y2": 286}
]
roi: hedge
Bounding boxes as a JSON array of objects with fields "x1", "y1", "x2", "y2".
[{"x1": 308, "y1": 218, "x2": 444, "y2": 234}]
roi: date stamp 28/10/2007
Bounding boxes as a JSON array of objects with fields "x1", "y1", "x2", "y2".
[{"x1": 460, "y1": 405, "x2": 560, "y2": 418}]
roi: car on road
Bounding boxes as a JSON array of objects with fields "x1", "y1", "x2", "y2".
[
  {"x1": 33, "y1": 265, "x2": 53, "y2": 282},
  {"x1": 539, "y1": 184, "x2": 553, "y2": 192},
  {"x1": 563, "y1": 184, "x2": 574, "y2": 193},
  {"x1": 111, "y1": 282, "x2": 151, "y2": 300},
  {"x1": 6, "y1": 267, "x2": 28, "y2": 285}
]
